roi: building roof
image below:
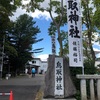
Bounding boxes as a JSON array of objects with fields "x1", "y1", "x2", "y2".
[{"x1": 32, "y1": 58, "x2": 41, "y2": 61}]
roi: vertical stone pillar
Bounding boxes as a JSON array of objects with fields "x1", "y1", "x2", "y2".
[
  {"x1": 97, "y1": 79, "x2": 100, "y2": 100},
  {"x1": 80, "y1": 79, "x2": 87, "y2": 100},
  {"x1": 90, "y1": 79, "x2": 95, "y2": 100}
]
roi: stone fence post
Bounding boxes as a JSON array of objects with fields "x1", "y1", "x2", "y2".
[{"x1": 77, "y1": 74, "x2": 100, "y2": 100}]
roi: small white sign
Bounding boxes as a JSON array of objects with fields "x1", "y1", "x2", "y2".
[
  {"x1": 51, "y1": 34, "x2": 56, "y2": 55},
  {"x1": 55, "y1": 57, "x2": 64, "y2": 96}
]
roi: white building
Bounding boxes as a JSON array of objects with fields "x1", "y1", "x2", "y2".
[
  {"x1": 39, "y1": 61, "x2": 48, "y2": 74},
  {"x1": 95, "y1": 50, "x2": 100, "y2": 68},
  {"x1": 25, "y1": 58, "x2": 48, "y2": 74},
  {"x1": 95, "y1": 61, "x2": 100, "y2": 68}
]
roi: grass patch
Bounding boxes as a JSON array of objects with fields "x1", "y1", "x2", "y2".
[{"x1": 35, "y1": 89, "x2": 44, "y2": 100}]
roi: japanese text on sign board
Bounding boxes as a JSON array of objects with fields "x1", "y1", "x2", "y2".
[
  {"x1": 55, "y1": 58, "x2": 64, "y2": 95},
  {"x1": 67, "y1": 0, "x2": 83, "y2": 67},
  {"x1": 51, "y1": 34, "x2": 56, "y2": 55},
  {"x1": 68, "y1": 0, "x2": 80, "y2": 38}
]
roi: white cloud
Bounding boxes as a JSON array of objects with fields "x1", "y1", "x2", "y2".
[
  {"x1": 93, "y1": 45, "x2": 100, "y2": 58},
  {"x1": 40, "y1": 0, "x2": 50, "y2": 8},
  {"x1": 10, "y1": 0, "x2": 51, "y2": 21},
  {"x1": 37, "y1": 54, "x2": 49, "y2": 61},
  {"x1": 31, "y1": 9, "x2": 50, "y2": 20},
  {"x1": 93, "y1": 48, "x2": 100, "y2": 52},
  {"x1": 10, "y1": 7, "x2": 51, "y2": 21},
  {"x1": 10, "y1": 0, "x2": 65, "y2": 21},
  {"x1": 22, "y1": 0, "x2": 31, "y2": 5},
  {"x1": 10, "y1": 7, "x2": 27, "y2": 21}
]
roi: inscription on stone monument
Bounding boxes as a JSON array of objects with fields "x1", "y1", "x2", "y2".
[{"x1": 55, "y1": 57, "x2": 64, "y2": 96}]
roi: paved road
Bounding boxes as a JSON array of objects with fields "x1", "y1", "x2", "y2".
[{"x1": 0, "y1": 74, "x2": 44, "y2": 100}]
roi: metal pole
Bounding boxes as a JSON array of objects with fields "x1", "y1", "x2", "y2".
[
  {"x1": 82, "y1": 66, "x2": 84, "y2": 75},
  {"x1": 0, "y1": 36, "x2": 5, "y2": 79}
]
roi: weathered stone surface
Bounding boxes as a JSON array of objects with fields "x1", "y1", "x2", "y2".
[
  {"x1": 63, "y1": 56, "x2": 76, "y2": 98},
  {"x1": 43, "y1": 55, "x2": 55, "y2": 98},
  {"x1": 43, "y1": 55, "x2": 76, "y2": 98}
]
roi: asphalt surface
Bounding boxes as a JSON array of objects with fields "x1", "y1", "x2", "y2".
[{"x1": 0, "y1": 74, "x2": 44, "y2": 100}]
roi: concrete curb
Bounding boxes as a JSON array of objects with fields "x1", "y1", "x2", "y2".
[
  {"x1": 43, "y1": 98, "x2": 76, "y2": 100},
  {"x1": 35, "y1": 88, "x2": 76, "y2": 100}
]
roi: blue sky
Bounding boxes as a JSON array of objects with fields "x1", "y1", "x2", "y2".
[
  {"x1": 10, "y1": 2, "x2": 100, "y2": 60},
  {"x1": 10, "y1": 7, "x2": 57, "y2": 60},
  {"x1": 33, "y1": 18, "x2": 52, "y2": 57},
  {"x1": 33, "y1": 18, "x2": 60, "y2": 58}
]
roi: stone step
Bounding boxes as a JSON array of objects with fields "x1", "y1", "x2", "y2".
[{"x1": 43, "y1": 98, "x2": 76, "y2": 100}]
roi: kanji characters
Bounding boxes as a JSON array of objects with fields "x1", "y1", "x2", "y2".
[
  {"x1": 69, "y1": 11, "x2": 79, "y2": 25},
  {"x1": 69, "y1": 25, "x2": 80, "y2": 38},
  {"x1": 68, "y1": 0, "x2": 78, "y2": 11},
  {"x1": 56, "y1": 76, "x2": 62, "y2": 83},
  {"x1": 56, "y1": 61, "x2": 62, "y2": 68},
  {"x1": 56, "y1": 69, "x2": 62, "y2": 75},
  {"x1": 55, "y1": 58, "x2": 64, "y2": 95},
  {"x1": 56, "y1": 84, "x2": 62, "y2": 90},
  {"x1": 67, "y1": 0, "x2": 83, "y2": 66}
]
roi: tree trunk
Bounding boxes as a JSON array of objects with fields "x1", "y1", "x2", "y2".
[{"x1": 57, "y1": 26, "x2": 63, "y2": 56}]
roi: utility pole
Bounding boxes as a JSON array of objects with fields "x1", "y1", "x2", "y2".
[{"x1": 0, "y1": 36, "x2": 5, "y2": 79}]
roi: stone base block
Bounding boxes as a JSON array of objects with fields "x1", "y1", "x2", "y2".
[{"x1": 43, "y1": 98, "x2": 76, "y2": 100}]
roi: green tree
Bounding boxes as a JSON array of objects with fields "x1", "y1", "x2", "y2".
[
  {"x1": 7, "y1": 14, "x2": 42, "y2": 75},
  {"x1": 48, "y1": 21, "x2": 68, "y2": 56},
  {"x1": 48, "y1": 0, "x2": 67, "y2": 56},
  {"x1": 23, "y1": 0, "x2": 67, "y2": 56},
  {"x1": 0, "y1": 0, "x2": 22, "y2": 77},
  {"x1": 22, "y1": 0, "x2": 100, "y2": 67},
  {"x1": 0, "y1": 0, "x2": 22, "y2": 36},
  {"x1": 81, "y1": 0, "x2": 100, "y2": 67},
  {"x1": 93, "y1": 0, "x2": 100, "y2": 29}
]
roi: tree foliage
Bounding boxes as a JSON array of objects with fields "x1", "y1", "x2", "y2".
[
  {"x1": 0, "y1": 0, "x2": 22, "y2": 63},
  {"x1": 1, "y1": 0, "x2": 100, "y2": 76},
  {"x1": 0, "y1": 0, "x2": 44, "y2": 76},
  {"x1": 23, "y1": 0, "x2": 67, "y2": 56},
  {"x1": 48, "y1": 0, "x2": 67, "y2": 56},
  {"x1": 81, "y1": 0, "x2": 100, "y2": 66},
  {"x1": 6, "y1": 14, "x2": 42, "y2": 74},
  {"x1": 22, "y1": 0, "x2": 100, "y2": 63},
  {"x1": 93, "y1": 0, "x2": 100, "y2": 29},
  {"x1": 0, "y1": 0, "x2": 22, "y2": 35}
]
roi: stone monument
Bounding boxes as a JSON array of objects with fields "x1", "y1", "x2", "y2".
[{"x1": 43, "y1": 55, "x2": 76, "y2": 99}]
